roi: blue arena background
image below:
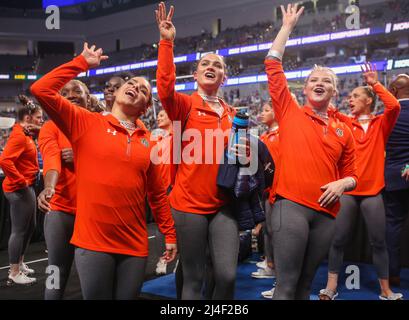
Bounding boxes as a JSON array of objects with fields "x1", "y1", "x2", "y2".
[{"x1": 42, "y1": 0, "x2": 91, "y2": 8}]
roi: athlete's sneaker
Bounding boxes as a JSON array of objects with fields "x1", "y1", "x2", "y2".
[
  {"x1": 251, "y1": 267, "x2": 276, "y2": 279},
  {"x1": 19, "y1": 263, "x2": 35, "y2": 275},
  {"x1": 256, "y1": 260, "x2": 267, "y2": 269},
  {"x1": 261, "y1": 287, "x2": 275, "y2": 299},
  {"x1": 379, "y1": 293, "x2": 403, "y2": 300},
  {"x1": 7, "y1": 271, "x2": 37, "y2": 286}
]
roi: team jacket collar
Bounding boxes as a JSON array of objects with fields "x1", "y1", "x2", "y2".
[
  {"x1": 350, "y1": 114, "x2": 380, "y2": 131},
  {"x1": 263, "y1": 128, "x2": 279, "y2": 139}
]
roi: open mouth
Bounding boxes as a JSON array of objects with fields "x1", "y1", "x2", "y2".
[
  {"x1": 69, "y1": 99, "x2": 81, "y2": 105},
  {"x1": 313, "y1": 87, "x2": 325, "y2": 95},
  {"x1": 204, "y1": 72, "x2": 216, "y2": 79},
  {"x1": 125, "y1": 90, "x2": 137, "y2": 98}
]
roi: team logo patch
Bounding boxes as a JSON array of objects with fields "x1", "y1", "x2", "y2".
[
  {"x1": 336, "y1": 128, "x2": 344, "y2": 137},
  {"x1": 140, "y1": 138, "x2": 149, "y2": 148}
]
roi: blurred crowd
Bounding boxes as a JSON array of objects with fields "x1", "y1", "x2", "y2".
[{"x1": 103, "y1": 0, "x2": 409, "y2": 67}]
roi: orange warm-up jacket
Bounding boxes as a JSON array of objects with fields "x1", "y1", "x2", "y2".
[
  {"x1": 265, "y1": 59, "x2": 358, "y2": 218},
  {"x1": 38, "y1": 120, "x2": 76, "y2": 214},
  {"x1": 0, "y1": 124, "x2": 38, "y2": 193},
  {"x1": 260, "y1": 128, "x2": 280, "y2": 165},
  {"x1": 31, "y1": 55, "x2": 176, "y2": 257},
  {"x1": 334, "y1": 82, "x2": 400, "y2": 196},
  {"x1": 157, "y1": 39, "x2": 236, "y2": 215}
]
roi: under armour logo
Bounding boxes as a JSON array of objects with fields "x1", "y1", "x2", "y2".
[
  {"x1": 198, "y1": 111, "x2": 206, "y2": 116},
  {"x1": 107, "y1": 129, "x2": 117, "y2": 136}
]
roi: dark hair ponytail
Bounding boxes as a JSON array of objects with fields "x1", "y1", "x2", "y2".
[{"x1": 17, "y1": 94, "x2": 41, "y2": 121}]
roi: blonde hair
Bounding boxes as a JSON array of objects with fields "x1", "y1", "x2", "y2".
[{"x1": 305, "y1": 65, "x2": 338, "y2": 89}]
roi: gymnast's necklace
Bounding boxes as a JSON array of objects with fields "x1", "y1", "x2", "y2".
[
  {"x1": 199, "y1": 94, "x2": 220, "y2": 103},
  {"x1": 119, "y1": 120, "x2": 137, "y2": 131},
  {"x1": 313, "y1": 110, "x2": 329, "y2": 121},
  {"x1": 358, "y1": 115, "x2": 372, "y2": 122}
]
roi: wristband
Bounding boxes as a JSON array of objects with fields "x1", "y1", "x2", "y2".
[{"x1": 266, "y1": 48, "x2": 283, "y2": 61}]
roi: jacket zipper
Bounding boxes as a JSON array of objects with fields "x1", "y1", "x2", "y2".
[{"x1": 126, "y1": 135, "x2": 131, "y2": 158}]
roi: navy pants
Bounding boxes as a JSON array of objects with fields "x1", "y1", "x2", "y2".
[{"x1": 383, "y1": 189, "x2": 409, "y2": 277}]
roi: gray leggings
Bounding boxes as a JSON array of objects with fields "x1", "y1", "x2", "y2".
[
  {"x1": 328, "y1": 194, "x2": 389, "y2": 279},
  {"x1": 172, "y1": 208, "x2": 239, "y2": 300},
  {"x1": 74, "y1": 248, "x2": 147, "y2": 300},
  {"x1": 263, "y1": 200, "x2": 274, "y2": 263},
  {"x1": 271, "y1": 198, "x2": 335, "y2": 300},
  {"x1": 4, "y1": 186, "x2": 37, "y2": 265},
  {"x1": 44, "y1": 211, "x2": 75, "y2": 300}
]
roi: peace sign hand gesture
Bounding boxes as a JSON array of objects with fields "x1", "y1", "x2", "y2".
[
  {"x1": 81, "y1": 42, "x2": 108, "y2": 69},
  {"x1": 155, "y1": 2, "x2": 176, "y2": 41},
  {"x1": 361, "y1": 62, "x2": 378, "y2": 86}
]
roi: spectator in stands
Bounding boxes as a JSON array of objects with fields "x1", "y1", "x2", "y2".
[
  {"x1": 31, "y1": 42, "x2": 177, "y2": 300},
  {"x1": 0, "y1": 101, "x2": 43, "y2": 286},
  {"x1": 265, "y1": 3, "x2": 357, "y2": 300},
  {"x1": 320, "y1": 63, "x2": 402, "y2": 300},
  {"x1": 384, "y1": 74, "x2": 409, "y2": 288}
]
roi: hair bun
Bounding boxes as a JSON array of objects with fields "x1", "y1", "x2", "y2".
[{"x1": 18, "y1": 94, "x2": 37, "y2": 111}]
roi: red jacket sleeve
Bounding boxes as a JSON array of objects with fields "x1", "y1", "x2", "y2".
[
  {"x1": 38, "y1": 121, "x2": 62, "y2": 176},
  {"x1": 146, "y1": 160, "x2": 176, "y2": 244},
  {"x1": 0, "y1": 132, "x2": 28, "y2": 188},
  {"x1": 264, "y1": 59, "x2": 300, "y2": 124},
  {"x1": 30, "y1": 55, "x2": 93, "y2": 143},
  {"x1": 373, "y1": 82, "x2": 401, "y2": 141},
  {"x1": 156, "y1": 40, "x2": 191, "y2": 122},
  {"x1": 337, "y1": 126, "x2": 358, "y2": 184}
]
